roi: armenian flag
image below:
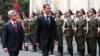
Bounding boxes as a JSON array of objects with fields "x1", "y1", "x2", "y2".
[{"x1": 14, "y1": 0, "x2": 23, "y2": 19}]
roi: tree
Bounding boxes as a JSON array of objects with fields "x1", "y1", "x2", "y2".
[{"x1": 0, "y1": 0, "x2": 29, "y2": 21}]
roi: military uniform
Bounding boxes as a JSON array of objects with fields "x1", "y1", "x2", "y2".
[
  {"x1": 75, "y1": 17, "x2": 86, "y2": 56},
  {"x1": 97, "y1": 17, "x2": 100, "y2": 55},
  {"x1": 86, "y1": 17, "x2": 98, "y2": 56},
  {"x1": 23, "y1": 18, "x2": 30, "y2": 35},
  {"x1": 64, "y1": 18, "x2": 75, "y2": 56},
  {"x1": 29, "y1": 18, "x2": 37, "y2": 52},
  {"x1": 73, "y1": 11, "x2": 81, "y2": 53},
  {"x1": 23, "y1": 17, "x2": 37, "y2": 51},
  {"x1": 86, "y1": 18, "x2": 91, "y2": 55},
  {"x1": 96, "y1": 10, "x2": 100, "y2": 56},
  {"x1": 17, "y1": 19, "x2": 23, "y2": 24},
  {"x1": 56, "y1": 18, "x2": 64, "y2": 55}
]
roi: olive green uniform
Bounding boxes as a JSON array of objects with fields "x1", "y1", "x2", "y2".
[
  {"x1": 97, "y1": 17, "x2": 100, "y2": 55},
  {"x1": 29, "y1": 18, "x2": 37, "y2": 51},
  {"x1": 75, "y1": 17, "x2": 86, "y2": 56},
  {"x1": 23, "y1": 19, "x2": 33, "y2": 43},
  {"x1": 87, "y1": 17, "x2": 98, "y2": 56},
  {"x1": 64, "y1": 18, "x2": 74, "y2": 56},
  {"x1": 56, "y1": 18, "x2": 64, "y2": 55},
  {"x1": 29, "y1": 18, "x2": 37, "y2": 44}
]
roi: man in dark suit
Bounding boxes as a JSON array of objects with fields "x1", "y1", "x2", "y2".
[
  {"x1": 35, "y1": 4, "x2": 58, "y2": 56},
  {"x1": 2, "y1": 10, "x2": 28, "y2": 56}
]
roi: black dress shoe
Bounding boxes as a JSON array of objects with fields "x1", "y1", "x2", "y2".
[
  {"x1": 33, "y1": 50, "x2": 37, "y2": 52},
  {"x1": 50, "y1": 52, "x2": 53, "y2": 54},
  {"x1": 26, "y1": 48, "x2": 28, "y2": 51}
]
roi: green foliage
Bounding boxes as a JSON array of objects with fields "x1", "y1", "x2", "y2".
[{"x1": 0, "y1": 0, "x2": 29, "y2": 22}]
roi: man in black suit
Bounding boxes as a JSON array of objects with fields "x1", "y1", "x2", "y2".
[
  {"x1": 2, "y1": 10, "x2": 28, "y2": 56},
  {"x1": 35, "y1": 4, "x2": 58, "y2": 56}
]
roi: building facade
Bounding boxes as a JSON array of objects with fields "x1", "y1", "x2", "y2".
[{"x1": 29, "y1": 0, "x2": 100, "y2": 16}]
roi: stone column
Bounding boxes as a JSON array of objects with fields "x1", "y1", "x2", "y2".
[
  {"x1": 29, "y1": 0, "x2": 34, "y2": 17},
  {"x1": 67, "y1": 0, "x2": 70, "y2": 9}
]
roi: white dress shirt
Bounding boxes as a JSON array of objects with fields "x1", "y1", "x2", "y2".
[
  {"x1": 10, "y1": 20, "x2": 17, "y2": 26},
  {"x1": 44, "y1": 13, "x2": 50, "y2": 24}
]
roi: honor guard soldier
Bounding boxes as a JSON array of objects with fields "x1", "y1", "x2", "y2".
[
  {"x1": 86, "y1": 8, "x2": 97, "y2": 56},
  {"x1": 55, "y1": 10, "x2": 64, "y2": 56},
  {"x1": 74, "y1": 10, "x2": 86, "y2": 56},
  {"x1": 30, "y1": 12, "x2": 37, "y2": 52},
  {"x1": 64, "y1": 10, "x2": 74, "y2": 56},
  {"x1": 96, "y1": 10, "x2": 100, "y2": 56}
]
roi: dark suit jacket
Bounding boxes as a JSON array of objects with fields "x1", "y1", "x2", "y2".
[
  {"x1": 35, "y1": 15, "x2": 57, "y2": 46},
  {"x1": 2, "y1": 21, "x2": 27, "y2": 51}
]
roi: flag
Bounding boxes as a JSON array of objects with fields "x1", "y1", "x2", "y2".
[{"x1": 14, "y1": 0, "x2": 23, "y2": 19}]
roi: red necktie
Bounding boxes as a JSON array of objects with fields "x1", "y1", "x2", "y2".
[{"x1": 13, "y1": 23, "x2": 18, "y2": 33}]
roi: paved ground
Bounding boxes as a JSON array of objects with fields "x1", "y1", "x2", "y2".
[{"x1": 0, "y1": 37, "x2": 99, "y2": 56}]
